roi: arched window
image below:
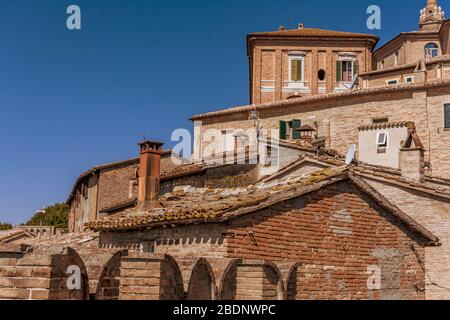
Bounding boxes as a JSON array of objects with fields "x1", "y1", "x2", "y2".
[{"x1": 425, "y1": 43, "x2": 439, "y2": 59}]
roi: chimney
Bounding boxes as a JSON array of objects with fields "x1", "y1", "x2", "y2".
[
  {"x1": 137, "y1": 140, "x2": 164, "y2": 209},
  {"x1": 399, "y1": 125, "x2": 425, "y2": 182}
]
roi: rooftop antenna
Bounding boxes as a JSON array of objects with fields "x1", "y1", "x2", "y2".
[{"x1": 345, "y1": 144, "x2": 356, "y2": 165}]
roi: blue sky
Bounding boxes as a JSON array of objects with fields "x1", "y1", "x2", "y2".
[{"x1": 0, "y1": 0, "x2": 440, "y2": 224}]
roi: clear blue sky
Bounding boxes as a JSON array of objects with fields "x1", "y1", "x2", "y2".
[{"x1": 0, "y1": 0, "x2": 439, "y2": 224}]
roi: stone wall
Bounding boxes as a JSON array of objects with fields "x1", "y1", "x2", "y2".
[{"x1": 199, "y1": 86, "x2": 450, "y2": 178}]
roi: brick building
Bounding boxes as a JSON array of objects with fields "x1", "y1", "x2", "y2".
[{"x1": 1, "y1": 0, "x2": 450, "y2": 300}]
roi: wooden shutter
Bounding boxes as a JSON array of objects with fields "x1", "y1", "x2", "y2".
[
  {"x1": 445, "y1": 104, "x2": 450, "y2": 128},
  {"x1": 292, "y1": 119, "x2": 302, "y2": 139},
  {"x1": 279, "y1": 120, "x2": 287, "y2": 139},
  {"x1": 336, "y1": 61, "x2": 342, "y2": 82},
  {"x1": 291, "y1": 60, "x2": 302, "y2": 81}
]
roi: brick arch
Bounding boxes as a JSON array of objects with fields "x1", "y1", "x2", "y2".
[
  {"x1": 160, "y1": 254, "x2": 184, "y2": 300},
  {"x1": 94, "y1": 250, "x2": 127, "y2": 300},
  {"x1": 50, "y1": 246, "x2": 90, "y2": 300},
  {"x1": 285, "y1": 262, "x2": 303, "y2": 300},
  {"x1": 186, "y1": 258, "x2": 216, "y2": 300},
  {"x1": 218, "y1": 259, "x2": 241, "y2": 300},
  {"x1": 262, "y1": 261, "x2": 285, "y2": 300}
]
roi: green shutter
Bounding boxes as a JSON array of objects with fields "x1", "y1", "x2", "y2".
[
  {"x1": 292, "y1": 119, "x2": 302, "y2": 139},
  {"x1": 353, "y1": 60, "x2": 359, "y2": 76},
  {"x1": 279, "y1": 120, "x2": 287, "y2": 140},
  {"x1": 336, "y1": 61, "x2": 342, "y2": 82}
]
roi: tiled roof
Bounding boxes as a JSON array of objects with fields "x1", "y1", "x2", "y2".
[
  {"x1": 248, "y1": 28, "x2": 378, "y2": 40},
  {"x1": 359, "y1": 54, "x2": 450, "y2": 77},
  {"x1": 190, "y1": 79, "x2": 450, "y2": 120},
  {"x1": 87, "y1": 167, "x2": 349, "y2": 231},
  {"x1": 353, "y1": 162, "x2": 450, "y2": 198},
  {"x1": 86, "y1": 166, "x2": 440, "y2": 245}
]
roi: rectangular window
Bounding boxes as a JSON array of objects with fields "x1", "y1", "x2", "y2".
[
  {"x1": 279, "y1": 119, "x2": 302, "y2": 140},
  {"x1": 445, "y1": 104, "x2": 450, "y2": 129},
  {"x1": 404, "y1": 77, "x2": 414, "y2": 83},
  {"x1": 336, "y1": 57, "x2": 358, "y2": 83},
  {"x1": 289, "y1": 56, "x2": 303, "y2": 82},
  {"x1": 387, "y1": 79, "x2": 398, "y2": 85},
  {"x1": 376, "y1": 132, "x2": 388, "y2": 154},
  {"x1": 372, "y1": 117, "x2": 389, "y2": 124}
]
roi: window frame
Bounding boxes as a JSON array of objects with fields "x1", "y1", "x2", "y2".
[
  {"x1": 376, "y1": 132, "x2": 388, "y2": 147},
  {"x1": 336, "y1": 53, "x2": 358, "y2": 84},
  {"x1": 404, "y1": 76, "x2": 414, "y2": 83},
  {"x1": 288, "y1": 54, "x2": 305, "y2": 84},
  {"x1": 444, "y1": 104, "x2": 450, "y2": 129},
  {"x1": 386, "y1": 79, "x2": 399, "y2": 86}
]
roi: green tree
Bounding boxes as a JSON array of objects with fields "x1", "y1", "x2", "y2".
[
  {"x1": 0, "y1": 222, "x2": 13, "y2": 231},
  {"x1": 26, "y1": 203, "x2": 69, "y2": 229}
]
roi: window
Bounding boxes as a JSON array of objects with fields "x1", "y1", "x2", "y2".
[
  {"x1": 404, "y1": 76, "x2": 414, "y2": 83},
  {"x1": 445, "y1": 104, "x2": 450, "y2": 129},
  {"x1": 279, "y1": 119, "x2": 302, "y2": 140},
  {"x1": 376, "y1": 132, "x2": 388, "y2": 154},
  {"x1": 336, "y1": 55, "x2": 358, "y2": 83},
  {"x1": 372, "y1": 117, "x2": 389, "y2": 124},
  {"x1": 387, "y1": 79, "x2": 398, "y2": 85},
  {"x1": 318, "y1": 69, "x2": 326, "y2": 81},
  {"x1": 425, "y1": 43, "x2": 439, "y2": 59},
  {"x1": 289, "y1": 55, "x2": 304, "y2": 82}
]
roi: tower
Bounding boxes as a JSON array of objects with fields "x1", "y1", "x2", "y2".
[{"x1": 419, "y1": 0, "x2": 445, "y2": 31}]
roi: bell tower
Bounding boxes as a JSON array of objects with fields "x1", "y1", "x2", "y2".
[{"x1": 419, "y1": 0, "x2": 445, "y2": 31}]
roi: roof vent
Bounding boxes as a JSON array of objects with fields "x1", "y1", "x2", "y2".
[
  {"x1": 297, "y1": 23, "x2": 304, "y2": 30},
  {"x1": 278, "y1": 25, "x2": 286, "y2": 31}
]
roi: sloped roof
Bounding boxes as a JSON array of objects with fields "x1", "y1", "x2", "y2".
[
  {"x1": 86, "y1": 167, "x2": 439, "y2": 246},
  {"x1": 248, "y1": 27, "x2": 379, "y2": 40},
  {"x1": 191, "y1": 79, "x2": 450, "y2": 120}
]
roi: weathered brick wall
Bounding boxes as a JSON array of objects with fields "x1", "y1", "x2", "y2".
[
  {"x1": 0, "y1": 245, "x2": 89, "y2": 300},
  {"x1": 363, "y1": 177, "x2": 450, "y2": 300},
  {"x1": 225, "y1": 181, "x2": 426, "y2": 300},
  {"x1": 119, "y1": 252, "x2": 184, "y2": 300}
]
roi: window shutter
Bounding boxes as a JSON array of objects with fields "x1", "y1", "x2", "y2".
[
  {"x1": 291, "y1": 60, "x2": 299, "y2": 81},
  {"x1": 445, "y1": 104, "x2": 450, "y2": 128},
  {"x1": 292, "y1": 119, "x2": 302, "y2": 139},
  {"x1": 279, "y1": 120, "x2": 287, "y2": 139},
  {"x1": 353, "y1": 60, "x2": 359, "y2": 76},
  {"x1": 336, "y1": 61, "x2": 342, "y2": 82}
]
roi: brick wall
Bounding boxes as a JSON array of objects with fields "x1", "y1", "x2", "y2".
[
  {"x1": 362, "y1": 177, "x2": 450, "y2": 300},
  {"x1": 225, "y1": 181, "x2": 426, "y2": 300}
]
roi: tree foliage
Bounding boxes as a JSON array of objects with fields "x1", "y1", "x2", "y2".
[
  {"x1": 26, "y1": 203, "x2": 69, "y2": 229},
  {"x1": 0, "y1": 222, "x2": 13, "y2": 231}
]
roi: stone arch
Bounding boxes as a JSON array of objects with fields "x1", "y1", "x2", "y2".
[
  {"x1": 94, "y1": 250, "x2": 127, "y2": 300},
  {"x1": 160, "y1": 254, "x2": 184, "y2": 300},
  {"x1": 218, "y1": 259, "x2": 240, "y2": 300},
  {"x1": 187, "y1": 258, "x2": 216, "y2": 300}
]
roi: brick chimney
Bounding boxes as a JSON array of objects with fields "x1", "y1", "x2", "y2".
[
  {"x1": 137, "y1": 140, "x2": 164, "y2": 209},
  {"x1": 399, "y1": 125, "x2": 425, "y2": 182}
]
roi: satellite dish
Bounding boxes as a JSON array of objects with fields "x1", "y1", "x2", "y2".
[{"x1": 345, "y1": 144, "x2": 356, "y2": 165}]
